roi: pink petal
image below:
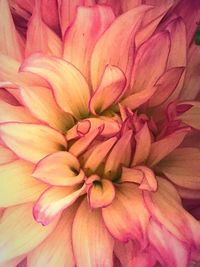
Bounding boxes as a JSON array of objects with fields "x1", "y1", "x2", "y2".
[
  {"x1": 178, "y1": 102, "x2": 200, "y2": 130},
  {"x1": 88, "y1": 179, "x2": 115, "y2": 208},
  {"x1": 0, "y1": 145, "x2": 16, "y2": 164},
  {"x1": 148, "y1": 67, "x2": 185, "y2": 107},
  {"x1": 84, "y1": 136, "x2": 117, "y2": 172},
  {"x1": 130, "y1": 31, "x2": 170, "y2": 93},
  {"x1": 0, "y1": 88, "x2": 19, "y2": 105},
  {"x1": 25, "y1": 1, "x2": 62, "y2": 57},
  {"x1": 98, "y1": 0, "x2": 121, "y2": 16},
  {"x1": 132, "y1": 123, "x2": 151, "y2": 166},
  {"x1": 0, "y1": 123, "x2": 67, "y2": 163},
  {"x1": 147, "y1": 127, "x2": 190, "y2": 166},
  {"x1": 72, "y1": 198, "x2": 114, "y2": 267},
  {"x1": 137, "y1": 166, "x2": 157, "y2": 192},
  {"x1": 91, "y1": 5, "x2": 151, "y2": 89},
  {"x1": 104, "y1": 130, "x2": 132, "y2": 178},
  {"x1": 33, "y1": 184, "x2": 86, "y2": 226},
  {"x1": 0, "y1": 0, "x2": 23, "y2": 60},
  {"x1": 27, "y1": 205, "x2": 77, "y2": 267},
  {"x1": 20, "y1": 54, "x2": 90, "y2": 119},
  {"x1": 63, "y1": 5, "x2": 115, "y2": 79},
  {"x1": 157, "y1": 148, "x2": 200, "y2": 190},
  {"x1": 0, "y1": 203, "x2": 59, "y2": 264},
  {"x1": 0, "y1": 159, "x2": 47, "y2": 207},
  {"x1": 33, "y1": 151, "x2": 84, "y2": 186},
  {"x1": 102, "y1": 183, "x2": 149, "y2": 244},
  {"x1": 20, "y1": 86, "x2": 74, "y2": 131},
  {"x1": 90, "y1": 65, "x2": 126, "y2": 114}
]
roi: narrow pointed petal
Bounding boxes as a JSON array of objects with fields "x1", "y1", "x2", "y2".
[
  {"x1": 20, "y1": 86, "x2": 74, "y2": 131},
  {"x1": 20, "y1": 54, "x2": 90, "y2": 119},
  {"x1": 104, "y1": 130, "x2": 132, "y2": 177},
  {"x1": 0, "y1": 88, "x2": 19, "y2": 105},
  {"x1": 88, "y1": 179, "x2": 115, "y2": 208},
  {"x1": 130, "y1": 31, "x2": 170, "y2": 93},
  {"x1": 148, "y1": 67, "x2": 185, "y2": 107},
  {"x1": 102, "y1": 183, "x2": 149, "y2": 244},
  {"x1": 69, "y1": 126, "x2": 103, "y2": 157},
  {"x1": 91, "y1": 5, "x2": 151, "y2": 89},
  {"x1": 63, "y1": 5, "x2": 115, "y2": 79},
  {"x1": 33, "y1": 151, "x2": 84, "y2": 186},
  {"x1": 25, "y1": 2, "x2": 61, "y2": 57},
  {"x1": 72, "y1": 198, "x2": 114, "y2": 267},
  {"x1": 114, "y1": 240, "x2": 135, "y2": 267},
  {"x1": 0, "y1": 123, "x2": 67, "y2": 163},
  {"x1": 0, "y1": 100, "x2": 38, "y2": 123},
  {"x1": 178, "y1": 102, "x2": 200, "y2": 130},
  {"x1": 0, "y1": 145, "x2": 16, "y2": 164},
  {"x1": 84, "y1": 136, "x2": 117, "y2": 172},
  {"x1": 132, "y1": 123, "x2": 151, "y2": 166},
  {"x1": 0, "y1": 160, "x2": 47, "y2": 207},
  {"x1": 27, "y1": 206, "x2": 77, "y2": 267},
  {"x1": 157, "y1": 148, "x2": 200, "y2": 190},
  {"x1": 0, "y1": 203, "x2": 59, "y2": 264},
  {"x1": 33, "y1": 184, "x2": 85, "y2": 226},
  {"x1": 0, "y1": 0, "x2": 23, "y2": 60},
  {"x1": 147, "y1": 128, "x2": 190, "y2": 166},
  {"x1": 90, "y1": 65, "x2": 126, "y2": 114}
]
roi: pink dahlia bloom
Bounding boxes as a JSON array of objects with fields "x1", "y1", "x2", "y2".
[{"x1": 0, "y1": 0, "x2": 200, "y2": 266}]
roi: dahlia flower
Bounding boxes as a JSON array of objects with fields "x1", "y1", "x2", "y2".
[{"x1": 0, "y1": 0, "x2": 200, "y2": 266}]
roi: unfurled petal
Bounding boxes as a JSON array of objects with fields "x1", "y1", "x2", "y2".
[
  {"x1": 0, "y1": 145, "x2": 16, "y2": 164},
  {"x1": 91, "y1": 5, "x2": 151, "y2": 89},
  {"x1": 27, "y1": 206, "x2": 77, "y2": 267},
  {"x1": 132, "y1": 123, "x2": 151, "y2": 166},
  {"x1": 147, "y1": 128, "x2": 190, "y2": 166},
  {"x1": 90, "y1": 65, "x2": 126, "y2": 114},
  {"x1": 157, "y1": 148, "x2": 200, "y2": 190},
  {"x1": 88, "y1": 179, "x2": 115, "y2": 208},
  {"x1": 0, "y1": 123, "x2": 67, "y2": 163},
  {"x1": 0, "y1": 160, "x2": 47, "y2": 207},
  {"x1": 20, "y1": 86, "x2": 74, "y2": 131},
  {"x1": 20, "y1": 54, "x2": 90, "y2": 119},
  {"x1": 0, "y1": 203, "x2": 59, "y2": 264},
  {"x1": 178, "y1": 102, "x2": 200, "y2": 130},
  {"x1": 0, "y1": 0, "x2": 23, "y2": 60},
  {"x1": 148, "y1": 67, "x2": 185, "y2": 107},
  {"x1": 130, "y1": 31, "x2": 170, "y2": 93},
  {"x1": 33, "y1": 151, "x2": 84, "y2": 186},
  {"x1": 63, "y1": 5, "x2": 115, "y2": 79},
  {"x1": 102, "y1": 183, "x2": 149, "y2": 244},
  {"x1": 33, "y1": 184, "x2": 85, "y2": 226},
  {"x1": 72, "y1": 198, "x2": 114, "y2": 267},
  {"x1": 121, "y1": 167, "x2": 144, "y2": 183}
]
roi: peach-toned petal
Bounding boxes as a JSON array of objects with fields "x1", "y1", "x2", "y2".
[
  {"x1": 91, "y1": 5, "x2": 151, "y2": 89},
  {"x1": 148, "y1": 220, "x2": 189, "y2": 267},
  {"x1": 0, "y1": 123, "x2": 67, "y2": 163},
  {"x1": 132, "y1": 123, "x2": 151, "y2": 166},
  {"x1": 0, "y1": 0, "x2": 23, "y2": 60},
  {"x1": 90, "y1": 65, "x2": 126, "y2": 114},
  {"x1": 0, "y1": 88, "x2": 19, "y2": 105},
  {"x1": 20, "y1": 54, "x2": 90, "y2": 119},
  {"x1": 157, "y1": 148, "x2": 200, "y2": 190},
  {"x1": 33, "y1": 184, "x2": 85, "y2": 226},
  {"x1": 88, "y1": 179, "x2": 115, "y2": 208},
  {"x1": 178, "y1": 102, "x2": 200, "y2": 130},
  {"x1": 102, "y1": 183, "x2": 149, "y2": 244},
  {"x1": 114, "y1": 240, "x2": 135, "y2": 267},
  {"x1": 0, "y1": 100, "x2": 38, "y2": 123},
  {"x1": 63, "y1": 5, "x2": 115, "y2": 79},
  {"x1": 27, "y1": 206, "x2": 77, "y2": 267},
  {"x1": 25, "y1": 1, "x2": 61, "y2": 57},
  {"x1": 40, "y1": 0, "x2": 59, "y2": 33},
  {"x1": 147, "y1": 128, "x2": 190, "y2": 166},
  {"x1": 20, "y1": 86, "x2": 74, "y2": 131},
  {"x1": 121, "y1": 167, "x2": 143, "y2": 183},
  {"x1": 0, "y1": 203, "x2": 59, "y2": 264},
  {"x1": 72, "y1": 198, "x2": 114, "y2": 267},
  {"x1": 58, "y1": 0, "x2": 96, "y2": 36},
  {"x1": 33, "y1": 151, "x2": 84, "y2": 186},
  {"x1": 104, "y1": 130, "x2": 132, "y2": 178},
  {"x1": 84, "y1": 136, "x2": 117, "y2": 172},
  {"x1": 148, "y1": 67, "x2": 184, "y2": 107},
  {"x1": 137, "y1": 166, "x2": 157, "y2": 192},
  {"x1": 130, "y1": 31, "x2": 170, "y2": 93},
  {"x1": 177, "y1": 187, "x2": 200, "y2": 200},
  {"x1": 0, "y1": 145, "x2": 16, "y2": 164},
  {"x1": 0, "y1": 160, "x2": 47, "y2": 207}
]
